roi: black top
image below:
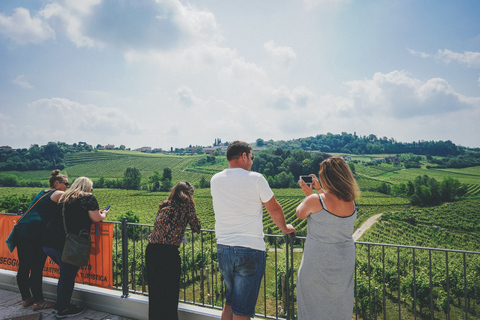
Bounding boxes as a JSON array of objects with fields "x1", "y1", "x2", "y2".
[
  {"x1": 43, "y1": 194, "x2": 99, "y2": 251},
  {"x1": 17, "y1": 189, "x2": 56, "y2": 239}
]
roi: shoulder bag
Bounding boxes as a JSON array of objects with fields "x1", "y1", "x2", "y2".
[
  {"x1": 5, "y1": 190, "x2": 54, "y2": 253},
  {"x1": 61, "y1": 201, "x2": 91, "y2": 267}
]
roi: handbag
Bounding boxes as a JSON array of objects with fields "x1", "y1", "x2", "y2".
[
  {"x1": 5, "y1": 190, "x2": 54, "y2": 253},
  {"x1": 60, "y1": 202, "x2": 91, "y2": 267}
]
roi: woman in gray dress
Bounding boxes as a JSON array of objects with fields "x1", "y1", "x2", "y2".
[{"x1": 296, "y1": 157, "x2": 360, "y2": 320}]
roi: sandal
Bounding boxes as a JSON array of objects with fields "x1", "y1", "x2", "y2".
[
  {"x1": 33, "y1": 299, "x2": 56, "y2": 311},
  {"x1": 22, "y1": 297, "x2": 34, "y2": 307}
]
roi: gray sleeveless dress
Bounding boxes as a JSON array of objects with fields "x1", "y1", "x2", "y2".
[{"x1": 296, "y1": 195, "x2": 357, "y2": 320}]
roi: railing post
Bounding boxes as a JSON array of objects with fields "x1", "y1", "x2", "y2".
[
  {"x1": 121, "y1": 217, "x2": 129, "y2": 298},
  {"x1": 285, "y1": 233, "x2": 296, "y2": 319}
]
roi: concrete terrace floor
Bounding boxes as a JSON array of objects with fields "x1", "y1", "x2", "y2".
[{"x1": 0, "y1": 288, "x2": 133, "y2": 320}]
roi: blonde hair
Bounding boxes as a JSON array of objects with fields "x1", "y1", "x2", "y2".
[
  {"x1": 59, "y1": 177, "x2": 93, "y2": 204},
  {"x1": 49, "y1": 169, "x2": 67, "y2": 188},
  {"x1": 319, "y1": 157, "x2": 360, "y2": 202}
]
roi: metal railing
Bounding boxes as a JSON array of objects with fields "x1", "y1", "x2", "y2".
[{"x1": 112, "y1": 219, "x2": 480, "y2": 320}]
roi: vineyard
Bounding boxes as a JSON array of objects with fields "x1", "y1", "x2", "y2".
[
  {"x1": 63, "y1": 150, "x2": 214, "y2": 185},
  {"x1": 362, "y1": 199, "x2": 480, "y2": 249},
  {"x1": 355, "y1": 199, "x2": 480, "y2": 319},
  {"x1": 2, "y1": 151, "x2": 480, "y2": 318},
  {"x1": 0, "y1": 186, "x2": 437, "y2": 237}
]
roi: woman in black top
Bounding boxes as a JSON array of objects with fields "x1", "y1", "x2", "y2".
[
  {"x1": 146, "y1": 181, "x2": 201, "y2": 320},
  {"x1": 16, "y1": 170, "x2": 67, "y2": 311},
  {"x1": 43, "y1": 177, "x2": 109, "y2": 319}
]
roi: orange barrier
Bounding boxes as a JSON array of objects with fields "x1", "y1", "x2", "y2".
[{"x1": 0, "y1": 214, "x2": 113, "y2": 289}]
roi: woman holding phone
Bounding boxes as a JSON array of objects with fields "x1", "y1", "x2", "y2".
[
  {"x1": 43, "y1": 177, "x2": 109, "y2": 318},
  {"x1": 295, "y1": 157, "x2": 360, "y2": 320}
]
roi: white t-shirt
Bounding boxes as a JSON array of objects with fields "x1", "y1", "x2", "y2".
[{"x1": 211, "y1": 168, "x2": 274, "y2": 251}]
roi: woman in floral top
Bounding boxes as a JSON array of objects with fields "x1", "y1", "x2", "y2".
[{"x1": 145, "y1": 181, "x2": 201, "y2": 320}]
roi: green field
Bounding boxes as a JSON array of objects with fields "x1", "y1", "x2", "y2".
[
  {"x1": 3, "y1": 150, "x2": 480, "y2": 319},
  {"x1": 1, "y1": 150, "x2": 479, "y2": 239}
]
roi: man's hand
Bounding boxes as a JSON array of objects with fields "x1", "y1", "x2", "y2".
[{"x1": 284, "y1": 224, "x2": 296, "y2": 236}]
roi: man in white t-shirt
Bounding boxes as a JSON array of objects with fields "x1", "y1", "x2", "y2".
[{"x1": 211, "y1": 140, "x2": 296, "y2": 320}]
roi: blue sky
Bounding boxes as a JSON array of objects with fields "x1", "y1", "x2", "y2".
[{"x1": 1, "y1": 0, "x2": 479, "y2": 150}]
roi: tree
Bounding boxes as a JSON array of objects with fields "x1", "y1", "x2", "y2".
[
  {"x1": 256, "y1": 138, "x2": 264, "y2": 147},
  {"x1": 94, "y1": 176, "x2": 105, "y2": 188},
  {"x1": 0, "y1": 194, "x2": 32, "y2": 213},
  {"x1": 123, "y1": 167, "x2": 141, "y2": 190},
  {"x1": 148, "y1": 170, "x2": 162, "y2": 192},
  {"x1": 117, "y1": 210, "x2": 141, "y2": 240},
  {"x1": 160, "y1": 178, "x2": 172, "y2": 192},
  {"x1": 199, "y1": 176, "x2": 210, "y2": 188},
  {"x1": 163, "y1": 168, "x2": 172, "y2": 181}
]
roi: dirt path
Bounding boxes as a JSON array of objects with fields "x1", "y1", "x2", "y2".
[{"x1": 352, "y1": 213, "x2": 382, "y2": 241}]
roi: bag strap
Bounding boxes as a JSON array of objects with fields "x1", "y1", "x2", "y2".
[
  {"x1": 61, "y1": 202, "x2": 68, "y2": 236},
  {"x1": 15, "y1": 190, "x2": 55, "y2": 226}
]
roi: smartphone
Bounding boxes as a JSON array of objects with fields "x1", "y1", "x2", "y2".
[
  {"x1": 299, "y1": 175, "x2": 313, "y2": 184},
  {"x1": 105, "y1": 205, "x2": 111, "y2": 211}
]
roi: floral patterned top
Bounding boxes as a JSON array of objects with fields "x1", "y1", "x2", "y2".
[{"x1": 148, "y1": 201, "x2": 201, "y2": 247}]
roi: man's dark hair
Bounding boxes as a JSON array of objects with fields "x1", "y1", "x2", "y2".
[{"x1": 226, "y1": 141, "x2": 252, "y2": 161}]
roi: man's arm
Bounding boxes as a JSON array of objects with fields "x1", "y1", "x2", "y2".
[{"x1": 263, "y1": 196, "x2": 296, "y2": 235}]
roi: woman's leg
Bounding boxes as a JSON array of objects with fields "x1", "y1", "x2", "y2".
[
  {"x1": 43, "y1": 247, "x2": 80, "y2": 311},
  {"x1": 146, "y1": 244, "x2": 161, "y2": 319},
  {"x1": 146, "y1": 244, "x2": 181, "y2": 320},
  {"x1": 16, "y1": 236, "x2": 33, "y2": 301},
  {"x1": 29, "y1": 239, "x2": 47, "y2": 302},
  {"x1": 158, "y1": 246, "x2": 181, "y2": 320}
]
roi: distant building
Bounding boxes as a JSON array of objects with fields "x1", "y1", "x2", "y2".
[
  {"x1": 135, "y1": 147, "x2": 152, "y2": 153},
  {"x1": 0, "y1": 146, "x2": 12, "y2": 150},
  {"x1": 386, "y1": 155, "x2": 398, "y2": 162},
  {"x1": 104, "y1": 144, "x2": 115, "y2": 150},
  {"x1": 340, "y1": 155, "x2": 353, "y2": 161}
]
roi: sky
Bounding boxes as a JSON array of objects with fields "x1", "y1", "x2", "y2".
[{"x1": 1, "y1": 0, "x2": 479, "y2": 150}]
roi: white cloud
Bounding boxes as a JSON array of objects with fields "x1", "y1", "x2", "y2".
[
  {"x1": 407, "y1": 48, "x2": 432, "y2": 59},
  {"x1": 0, "y1": 7, "x2": 55, "y2": 44},
  {"x1": 409, "y1": 48, "x2": 480, "y2": 68},
  {"x1": 25, "y1": 97, "x2": 141, "y2": 142},
  {"x1": 218, "y1": 58, "x2": 269, "y2": 88},
  {"x1": 267, "y1": 86, "x2": 315, "y2": 110},
  {"x1": 36, "y1": 0, "x2": 221, "y2": 52},
  {"x1": 175, "y1": 85, "x2": 196, "y2": 108},
  {"x1": 41, "y1": 1, "x2": 105, "y2": 48},
  {"x1": 345, "y1": 70, "x2": 473, "y2": 118},
  {"x1": 264, "y1": 40, "x2": 297, "y2": 70},
  {"x1": 435, "y1": 49, "x2": 480, "y2": 68},
  {"x1": 12, "y1": 75, "x2": 34, "y2": 89}
]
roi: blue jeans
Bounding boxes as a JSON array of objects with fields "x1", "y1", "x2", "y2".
[
  {"x1": 217, "y1": 245, "x2": 266, "y2": 318},
  {"x1": 43, "y1": 247, "x2": 80, "y2": 311}
]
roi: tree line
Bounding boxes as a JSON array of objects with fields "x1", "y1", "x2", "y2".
[
  {"x1": 0, "y1": 142, "x2": 93, "y2": 171},
  {"x1": 375, "y1": 174, "x2": 468, "y2": 206},
  {"x1": 92, "y1": 167, "x2": 173, "y2": 192},
  {"x1": 257, "y1": 132, "x2": 467, "y2": 156},
  {"x1": 1, "y1": 135, "x2": 479, "y2": 172}
]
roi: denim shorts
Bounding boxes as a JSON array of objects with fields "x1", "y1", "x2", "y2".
[{"x1": 217, "y1": 244, "x2": 266, "y2": 318}]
